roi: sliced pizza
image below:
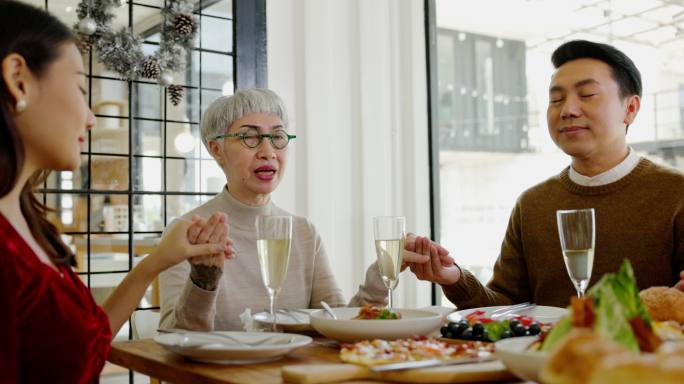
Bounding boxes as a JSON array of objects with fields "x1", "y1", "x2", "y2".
[{"x1": 339, "y1": 336, "x2": 494, "y2": 367}]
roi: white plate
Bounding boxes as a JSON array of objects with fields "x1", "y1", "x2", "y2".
[
  {"x1": 253, "y1": 309, "x2": 316, "y2": 332},
  {"x1": 154, "y1": 331, "x2": 312, "y2": 364},
  {"x1": 494, "y1": 336, "x2": 548, "y2": 382},
  {"x1": 447, "y1": 305, "x2": 567, "y2": 324},
  {"x1": 309, "y1": 307, "x2": 443, "y2": 342}
]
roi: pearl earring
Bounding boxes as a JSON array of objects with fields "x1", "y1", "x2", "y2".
[{"x1": 16, "y1": 98, "x2": 27, "y2": 113}]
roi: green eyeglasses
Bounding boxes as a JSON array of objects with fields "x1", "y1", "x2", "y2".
[{"x1": 212, "y1": 127, "x2": 297, "y2": 149}]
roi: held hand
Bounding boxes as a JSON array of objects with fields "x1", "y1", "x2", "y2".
[
  {"x1": 406, "y1": 236, "x2": 460, "y2": 286},
  {"x1": 187, "y1": 213, "x2": 235, "y2": 291},
  {"x1": 187, "y1": 213, "x2": 235, "y2": 262},
  {"x1": 675, "y1": 270, "x2": 684, "y2": 292},
  {"x1": 145, "y1": 215, "x2": 229, "y2": 275},
  {"x1": 402, "y1": 232, "x2": 455, "y2": 269}
]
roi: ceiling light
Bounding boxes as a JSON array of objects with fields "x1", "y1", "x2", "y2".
[
  {"x1": 65, "y1": 6, "x2": 73, "y2": 12},
  {"x1": 458, "y1": 32, "x2": 466, "y2": 41},
  {"x1": 174, "y1": 132, "x2": 195, "y2": 153},
  {"x1": 496, "y1": 38, "x2": 504, "y2": 48}
]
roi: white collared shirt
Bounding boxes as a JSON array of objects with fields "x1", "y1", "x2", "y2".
[{"x1": 569, "y1": 147, "x2": 640, "y2": 186}]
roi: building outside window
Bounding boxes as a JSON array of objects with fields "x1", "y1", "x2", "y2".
[{"x1": 431, "y1": 0, "x2": 684, "y2": 304}]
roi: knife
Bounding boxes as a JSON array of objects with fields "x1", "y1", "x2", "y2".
[{"x1": 370, "y1": 356, "x2": 494, "y2": 372}]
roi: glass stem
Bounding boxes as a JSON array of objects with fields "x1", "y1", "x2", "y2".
[
  {"x1": 387, "y1": 287, "x2": 393, "y2": 309},
  {"x1": 268, "y1": 290, "x2": 276, "y2": 332}
]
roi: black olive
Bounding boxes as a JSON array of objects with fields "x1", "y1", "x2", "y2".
[
  {"x1": 501, "y1": 330, "x2": 513, "y2": 339},
  {"x1": 481, "y1": 329, "x2": 490, "y2": 341},
  {"x1": 445, "y1": 331, "x2": 455, "y2": 339},
  {"x1": 449, "y1": 322, "x2": 467, "y2": 337},
  {"x1": 472, "y1": 322, "x2": 485, "y2": 336},
  {"x1": 513, "y1": 324, "x2": 527, "y2": 337},
  {"x1": 509, "y1": 319, "x2": 520, "y2": 330},
  {"x1": 529, "y1": 323, "x2": 541, "y2": 335},
  {"x1": 440, "y1": 325, "x2": 450, "y2": 336},
  {"x1": 448, "y1": 322, "x2": 460, "y2": 333},
  {"x1": 456, "y1": 321, "x2": 469, "y2": 334},
  {"x1": 461, "y1": 329, "x2": 473, "y2": 340}
]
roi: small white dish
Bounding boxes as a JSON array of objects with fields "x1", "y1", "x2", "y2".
[
  {"x1": 309, "y1": 307, "x2": 443, "y2": 342},
  {"x1": 494, "y1": 335, "x2": 548, "y2": 382},
  {"x1": 447, "y1": 305, "x2": 567, "y2": 324},
  {"x1": 154, "y1": 331, "x2": 312, "y2": 364},
  {"x1": 253, "y1": 309, "x2": 316, "y2": 332}
]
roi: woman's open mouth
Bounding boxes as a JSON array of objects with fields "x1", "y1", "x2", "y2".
[{"x1": 254, "y1": 166, "x2": 277, "y2": 181}]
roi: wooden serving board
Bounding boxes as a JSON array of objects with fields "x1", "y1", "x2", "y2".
[{"x1": 282, "y1": 361, "x2": 515, "y2": 384}]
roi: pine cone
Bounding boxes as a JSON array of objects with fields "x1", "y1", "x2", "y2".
[
  {"x1": 141, "y1": 57, "x2": 160, "y2": 80},
  {"x1": 173, "y1": 14, "x2": 195, "y2": 36},
  {"x1": 76, "y1": 35, "x2": 95, "y2": 53},
  {"x1": 168, "y1": 85, "x2": 184, "y2": 106}
]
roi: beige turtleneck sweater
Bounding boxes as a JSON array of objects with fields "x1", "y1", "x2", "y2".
[
  {"x1": 159, "y1": 188, "x2": 388, "y2": 331},
  {"x1": 443, "y1": 158, "x2": 684, "y2": 309}
]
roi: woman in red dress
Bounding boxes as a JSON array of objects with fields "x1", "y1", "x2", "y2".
[{"x1": 0, "y1": 2, "x2": 230, "y2": 382}]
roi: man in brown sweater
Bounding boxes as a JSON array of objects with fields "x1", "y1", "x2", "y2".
[{"x1": 407, "y1": 40, "x2": 684, "y2": 309}]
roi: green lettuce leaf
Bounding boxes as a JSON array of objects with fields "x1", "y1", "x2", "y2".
[
  {"x1": 540, "y1": 259, "x2": 649, "y2": 352},
  {"x1": 540, "y1": 316, "x2": 572, "y2": 352},
  {"x1": 483, "y1": 320, "x2": 509, "y2": 341},
  {"x1": 587, "y1": 259, "x2": 652, "y2": 326}
]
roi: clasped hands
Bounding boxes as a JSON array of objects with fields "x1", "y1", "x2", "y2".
[
  {"x1": 181, "y1": 217, "x2": 463, "y2": 287},
  {"x1": 401, "y1": 233, "x2": 461, "y2": 286}
]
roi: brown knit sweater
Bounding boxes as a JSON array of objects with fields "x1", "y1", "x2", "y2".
[{"x1": 442, "y1": 158, "x2": 684, "y2": 309}]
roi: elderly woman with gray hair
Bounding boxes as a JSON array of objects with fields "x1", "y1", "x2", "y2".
[{"x1": 159, "y1": 88, "x2": 437, "y2": 331}]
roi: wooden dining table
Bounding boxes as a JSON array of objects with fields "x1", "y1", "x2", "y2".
[{"x1": 108, "y1": 337, "x2": 524, "y2": 384}]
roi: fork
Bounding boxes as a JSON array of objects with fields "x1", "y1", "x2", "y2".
[{"x1": 490, "y1": 303, "x2": 536, "y2": 320}]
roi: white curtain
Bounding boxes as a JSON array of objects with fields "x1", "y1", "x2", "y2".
[{"x1": 267, "y1": 0, "x2": 432, "y2": 308}]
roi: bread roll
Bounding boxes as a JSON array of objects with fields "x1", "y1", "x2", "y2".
[{"x1": 639, "y1": 287, "x2": 684, "y2": 323}]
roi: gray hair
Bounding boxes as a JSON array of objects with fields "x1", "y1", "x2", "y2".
[{"x1": 200, "y1": 88, "x2": 289, "y2": 150}]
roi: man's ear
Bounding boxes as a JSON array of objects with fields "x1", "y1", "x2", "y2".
[
  {"x1": 208, "y1": 140, "x2": 224, "y2": 166},
  {"x1": 624, "y1": 94, "x2": 641, "y2": 126},
  {"x1": 2, "y1": 53, "x2": 32, "y2": 107}
]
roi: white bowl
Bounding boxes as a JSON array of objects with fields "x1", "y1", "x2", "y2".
[
  {"x1": 309, "y1": 307, "x2": 443, "y2": 342},
  {"x1": 495, "y1": 336, "x2": 548, "y2": 382}
]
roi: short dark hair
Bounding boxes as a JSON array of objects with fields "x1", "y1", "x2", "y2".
[{"x1": 551, "y1": 40, "x2": 642, "y2": 98}]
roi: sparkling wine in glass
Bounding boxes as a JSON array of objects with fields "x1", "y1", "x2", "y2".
[
  {"x1": 256, "y1": 215, "x2": 292, "y2": 332},
  {"x1": 373, "y1": 216, "x2": 406, "y2": 309},
  {"x1": 556, "y1": 208, "x2": 595, "y2": 297}
]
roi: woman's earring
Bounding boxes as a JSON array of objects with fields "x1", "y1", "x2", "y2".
[{"x1": 16, "y1": 98, "x2": 27, "y2": 113}]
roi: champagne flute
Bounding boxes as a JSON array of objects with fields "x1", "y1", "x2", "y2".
[
  {"x1": 256, "y1": 215, "x2": 292, "y2": 332},
  {"x1": 556, "y1": 208, "x2": 595, "y2": 297},
  {"x1": 373, "y1": 216, "x2": 406, "y2": 309}
]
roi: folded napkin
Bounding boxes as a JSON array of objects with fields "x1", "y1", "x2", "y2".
[{"x1": 240, "y1": 308, "x2": 256, "y2": 332}]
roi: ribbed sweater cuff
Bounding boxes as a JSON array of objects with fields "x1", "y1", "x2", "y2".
[
  {"x1": 174, "y1": 278, "x2": 219, "y2": 331},
  {"x1": 441, "y1": 267, "x2": 483, "y2": 308}
]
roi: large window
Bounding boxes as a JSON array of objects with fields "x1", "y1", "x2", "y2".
[
  {"x1": 429, "y1": 0, "x2": 684, "y2": 304},
  {"x1": 24, "y1": 0, "x2": 265, "y2": 381}
]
